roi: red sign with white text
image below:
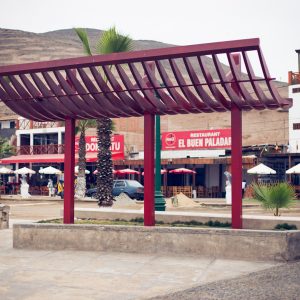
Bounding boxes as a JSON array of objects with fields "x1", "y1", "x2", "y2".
[
  {"x1": 75, "y1": 135, "x2": 124, "y2": 160},
  {"x1": 162, "y1": 129, "x2": 231, "y2": 150}
]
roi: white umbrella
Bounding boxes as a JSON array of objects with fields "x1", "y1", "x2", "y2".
[
  {"x1": 14, "y1": 167, "x2": 36, "y2": 175},
  {"x1": 247, "y1": 163, "x2": 276, "y2": 175},
  {"x1": 39, "y1": 166, "x2": 62, "y2": 175},
  {"x1": 286, "y1": 163, "x2": 300, "y2": 174},
  {"x1": 0, "y1": 167, "x2": 13, "y2": 174},
  {"x1": 75, "y1": 166, "x2": 90, "y2": 174}
]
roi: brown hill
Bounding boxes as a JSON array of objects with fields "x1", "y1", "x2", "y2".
[{"x1": 0, "y1": 28, "x2": 289, "y2": 148}]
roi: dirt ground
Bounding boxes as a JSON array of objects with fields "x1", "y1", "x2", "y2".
[{"x1": 1, "y1": 198, "x2": 300, "y2": 221}]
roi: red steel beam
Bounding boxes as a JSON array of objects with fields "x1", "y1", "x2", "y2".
[
  {"x1": 64, "y1": 118, "x2": 75, "y2": 224},
  {"x1": 144, "y1": 114, "x2": 155, "y2": 226},
  {"x1": 231, "y1": 54, "x2": 243, "y2": 229}
]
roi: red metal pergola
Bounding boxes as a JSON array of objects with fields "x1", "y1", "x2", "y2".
[{"x1": 0, "y1": 38, "x2": 292, "y2": 228}]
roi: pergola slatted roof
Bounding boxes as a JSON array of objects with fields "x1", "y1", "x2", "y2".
[{"x1": 0, "y1": 38, "x2": 292, "y2": 121}]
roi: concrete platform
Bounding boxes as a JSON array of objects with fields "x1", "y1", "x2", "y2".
[
  {"x1": 13, "y1": 222, "x2": 300, "y2": 262},
  {"x1": 0, "y1": 226, "x2": 278, "y2": 300}
]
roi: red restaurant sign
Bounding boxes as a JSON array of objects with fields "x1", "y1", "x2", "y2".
[
  {"x1": 75, "y1": 135, "x2": 124, "y2": 160},
  {"x1": 162, "y1": 129, "x2": 231, "y2": 150}
]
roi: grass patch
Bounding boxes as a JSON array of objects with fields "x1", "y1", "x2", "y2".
[
  {"x1": 242, "y1": 198, "x2": 260, "y2": 204},
  {"x1": 37, "y1": 218, "x2": 231, "y2": 228}
]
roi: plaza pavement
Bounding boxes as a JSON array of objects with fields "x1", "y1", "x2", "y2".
[
  {"x1": 0, "y1": 222, "x2": 278, "y2": 300},
  {"x1": 0, "y1": 199, "x2": 297, "y2": 299}
]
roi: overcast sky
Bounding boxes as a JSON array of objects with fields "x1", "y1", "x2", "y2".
[{"x1": 0, "y1": 0, "x2": 299, "y2": 81}]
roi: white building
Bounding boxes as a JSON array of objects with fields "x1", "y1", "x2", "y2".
[{"x1": 288, "y1": 50, "x2": 300, "y2": 153}]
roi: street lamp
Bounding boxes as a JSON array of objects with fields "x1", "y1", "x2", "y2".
[{"x1": 154, "y1": 90, "x2": 166, "y2": 210}]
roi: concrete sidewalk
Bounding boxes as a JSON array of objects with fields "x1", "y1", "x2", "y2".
[{"x1": 0, "y1": 223, "x2": 278, "y2": 300}]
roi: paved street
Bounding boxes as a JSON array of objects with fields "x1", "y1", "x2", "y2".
[{"x1": 150, "y1": 261, "x2": 300, "y2": 300}]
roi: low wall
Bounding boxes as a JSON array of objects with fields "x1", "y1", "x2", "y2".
[
  {"x1": 13, "y1": 223, "x2": 300, "y2": 262},
  {"x1": 73, "y1": 208, "x2": 300, "y2": 230},
  {"x1": 0, "y1": 204, "x2": 9, "y2": 229}
]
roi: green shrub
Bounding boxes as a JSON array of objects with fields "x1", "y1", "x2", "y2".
[
  {"x1": 274, "y1": 223, "x2": 297, "y2": 230},
  {"x1": 171, "y1": 220, "x2": 203, "y2": 226},
  {"x1": 252, "y1": 182, "x2": 296, "y2": 216},
  {"x1": 204, "y1": 220, "x2": 231, "y2": 227},
  {"x1": 129, "y1": 217, "x2": 144, "y2": 223},
  {"x1": 155, "y1": 220, "x2": 165, "y2": 225}
]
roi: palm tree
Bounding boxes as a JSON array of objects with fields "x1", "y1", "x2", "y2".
[
  {"x1": 252, "y1": 182, "x2": 296, "y2": 216},
  {"x1": 75, "y1": 27, "x2": 133, "y2": 206},
  {"x1": 75, "y1": 119, "x2": 96, "y2": 199}
]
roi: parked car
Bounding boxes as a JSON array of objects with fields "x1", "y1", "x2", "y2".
[{"x1": 86, "y1": 180, "x2": 144, "y2": 200}]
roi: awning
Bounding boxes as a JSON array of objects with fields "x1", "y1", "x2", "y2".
[
  {"x1": 247, "y1": 163, "x2": 276, "y2": 174},
  {"x1": 0, "y1": 153, "x2": 103, "y2": 164}
]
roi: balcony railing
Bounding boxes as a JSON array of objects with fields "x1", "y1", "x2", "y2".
[
  {"x1": 17, "y1": 120, "x2": 64, "y2": 130},
  {"x1": 15, "y1": 144, "x2": 65, "y2": 155},
  {"x1": 288, "y1": 71, "x2": 300, "y2": 85}
]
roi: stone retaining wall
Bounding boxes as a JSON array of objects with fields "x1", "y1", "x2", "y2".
[{"x1": 13, "y1": 223, "x2": 300, "y2": 262}]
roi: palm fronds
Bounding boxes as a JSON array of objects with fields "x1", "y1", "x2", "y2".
[
  {"x1": 252, "y1": 182, "x2": 296, "y2": 216},
  {"x1": 74, "y1": 28, "x2": 92, "y2": 56},
  {"x1": 96, "y1": 26, "x2": 133, "y2": 54},
  {"x1": 75, "y1": 119, "x2": 97, "y2": 135}
]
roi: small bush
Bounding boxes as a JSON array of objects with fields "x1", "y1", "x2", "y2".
[
  {"x1": 130, "y1": 217, "x2": 144, "y2": 223},
  {"x1": 171, "y1": 220, "x2": 203, "y2": 226},
  {"x1": 274, "y1": 223, "x2": 297, "y2": 230},
  {"x1": 155, "y1": 220, "x2": 165, "y2": 225},
  {"x1": 171, "y1": 220, "x2": 231, "y2": 228},
  {"x1": 114, "y1": 218, "x2": 127, "y2": 222},
  {"x1": 204, "y1": 220, "x2": 231, "y2": 227},
  {"x1": 252, "y1": 182, "x2": 296, "y2": 216}
]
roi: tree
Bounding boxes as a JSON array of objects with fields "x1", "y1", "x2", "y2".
[
  {"x1": 75, "y1": 119, "x2": 96, "y2": 199},
  {"x1": 75, "y1": 27, "x2": 133, "y2": 206},
  {"x1": 252, "y1": 182, "x2": 296, "y2": 216},
  {"x1": 0, "y1": 136, "x2": 14, "y2": 159}
]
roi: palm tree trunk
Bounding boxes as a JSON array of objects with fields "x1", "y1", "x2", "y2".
[
  {"x1": 96, "y1": 117, "x2": 114, "y2": 206},
  {"x1": 75, "y1": 130, "x2": 86, "y2": 199}
]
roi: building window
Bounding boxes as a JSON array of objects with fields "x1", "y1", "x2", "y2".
[
  {"x1": 293, "y1": 123, "x2": 300, "y2": 130},
  {"x1": 292, "y1": 88, "x2": 300, "y2": 93},
  {"x1": 9, "y1": 121, "x2": 15, "y2": 129}
]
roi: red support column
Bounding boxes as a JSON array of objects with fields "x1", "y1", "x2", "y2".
[
  {"x1": 64, "y1": 118, "x2": 75, "y2": 224},
  {"x1": 144, "y1": 114, "x2": 155, "y2": 226},
  {"x1": 231, "y1": 53, "x2": 243, "y2": 229}
]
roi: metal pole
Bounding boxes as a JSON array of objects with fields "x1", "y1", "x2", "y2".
[
  {"x1": 144, "y1": 114, "x2": 155, "y2": 226},
  {"x1": 231, "y1": 53, "x2": 243, "y2": 229},
  {"x1": 64, "y1": 118, "x2": 75, "y2": 224},
  {"x1": 155, "y1": 115, "x2": 166, "y2": 211}
]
